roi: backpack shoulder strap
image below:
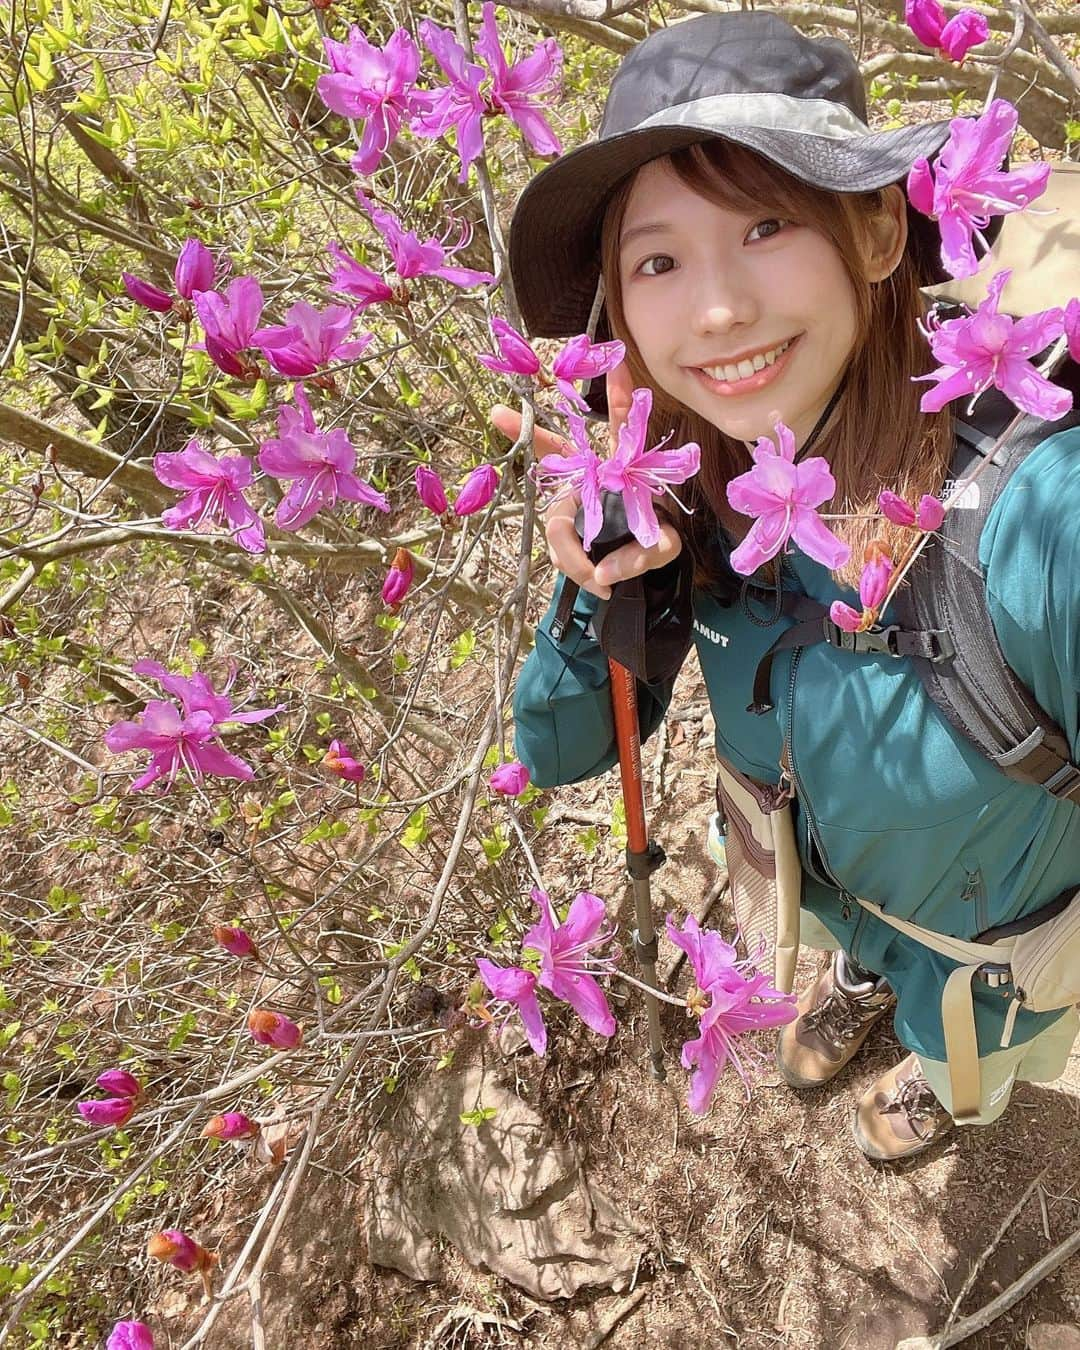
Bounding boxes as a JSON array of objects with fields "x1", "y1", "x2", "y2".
[{"x1": 893, "y1": 364, "x2": 1080, "y2": 805}]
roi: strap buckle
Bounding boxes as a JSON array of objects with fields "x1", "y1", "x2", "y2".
[
  {"x1": 821, "y1": 618, "x2": 903, "y2": 658},
  {"x1": 1044, "y1": 761, "x2": 1080, "y2": 801}
]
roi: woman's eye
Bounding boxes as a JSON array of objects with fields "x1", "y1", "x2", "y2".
[
  {"x1": 746, "y1": 218, "x2": 786, "y2": 242},
  {"x1": 638, "y1": 254, "x2": 676, "y2": 277}
]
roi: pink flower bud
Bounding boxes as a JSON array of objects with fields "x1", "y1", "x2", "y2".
[
  {"x1": 829, "y1": 601, "x2": 868, "y2": 634},
  {"x1": 247, "y1": 1009, "x2": 302, "y2": 1049},
  {"x1": 916, "y1": 494, "x2": 945, "y2": 531},
  {"x1": 859, "y1": 543, "x2": 893, "y2": 611},
  {"x1": 77, "y1": 1096, "x2": 137, "y2": 1128},
  {"x1": 475, "y1": 317, "x2": 541, "y2": 376},
  {"x1": 147, "y1": 1229, "x2": 214, "y2": 1274},
  {"x1": 174, "y1": 239, "x2": 215, "y2": 299},
  {"x1": 904, "y1": 0, "x2": 946, "y2": 47},
  {"x1": 381, "y1": 547, "x2": 414, "y2": 610},
  {"x1": 905, "y1": 159, "x2": 935, "y2": 219},
  {"x1": 122, "y1": 272, "x2": 174, "y2": 313},
  {"x1": 878, "y1": 490, "x2": 917, "y2": 527},
  {"x1": 453, "y1": 464, "x2": 499, "y2": 517},
  {"x1": 213, "y1": 925, "x2": 259, "y2": 959},
  {"x1": 323, "y1": 738, "x2": 365, "y2": 783},
  {"x1": 202, "y1": 1111, "x2": 260, "y2": 1141},
  {"x1": 414, "y1": 464, "x2": 449, "y2": 515},
  {"x1": 96, "y1": 1068, "x2": 141, "y2": 1099},
  {"x1": 489, "y1": 761, "x2": 530, "y2": 797},
  {"x1": 107, "y1": 1321, "x2": 155, "y2": 1350}
]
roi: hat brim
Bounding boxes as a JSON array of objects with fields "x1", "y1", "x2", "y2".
[{"x1": 508, "y1": 119, "x2": 968, "y2": 418}]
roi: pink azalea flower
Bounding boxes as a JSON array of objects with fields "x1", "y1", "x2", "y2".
[
  {"x1": 474, "y1": 2, "x2": 563, "y2": 158},
  {"x1": 323, "y1": 738, "x2": 365, "y2": 783},
  {"x1": 130, "y1": 659, "x2": 281, "y2": 728},
  {"x1": 475, "y1": 958, "x2": 547, "y2": 1053},
  {"x1": 355, "y1": 191, "x2": 495, "y2": 289},
  {"x1": 258, "y1": 384, "x2": 390, "y2": 530},
  {"x1": 174, "y1": 238, "x2": 215, "y2": 299},
  {"x1": 77, "y1": 1096, "x2": 138, "y2": 1128},
  {"x1": 147, "y1": 1229, "x2": 214, "y2": 1275},
  {"x1": 726, "y1": 420, "x2": 849, "y2": 575},
  {"x1": 489, "y1": 761, "x2": 530, "y2": 797},
  {"x1": 415, "y1": 464, "x2": 449, "y2": 515},
  {"x1": 917, "y1": 270, "x2": 1071, "y2": 419},
  {"x1": 122, "y1": 273, "x2": 173, "y2": 313},
  {"x1": 453, "y1": 463, "x2": 499, "y2": 517},
  {"x1": 666, "y1": 914, "x2": 797, "y2": 1113},
  {"x1": 213, "y1": 925, "x2": 259, "y2": 959},
  {"x1": 907, "y1": 100, "x2": 1052, "y2": 280},
  {"x1": 596, "y1": 388, "x2": 701, "y2": 549},
  {"x1": 317, "y1": 27, "x2": 423, "y2": 175},
  {"x1": 523, "y1": 889, "x2": 617, "y2": 1037},
  {"x1": 904, "y1": 0, "x2": 988, "y2": 62},
  {"x1": 193, "y1": 276, "x2": 265, "y2": 377},
  {"x1": 105, "y1": 702, "x2": 257, "y2": 793},
  {"x1": 382, "y1": 548, "x2": 414, "y2": 610},
  {"x1": 410, "y1": 20, "x2": 489, "y2": 182},
  {"x1": 107, "y1": 1321, "x2": 155, "y2": 1350},
  {"x1": 326, "y1": 241, "x2": 397, "y2": 311},
  {"x1": 97, "y1": 1068, "x2": 140, "y2": 1099},
  {"x1": 247, "y1": 1009, "x2": 302, "y2": 1049},
  {"x1": 532, "y1": 403, "x2": 604, "y2": 550},
  {"x1": 476, "y1": 317, "x2": 542, "y2": 377},
  {"x1": 1065, "y1": 297, "x2": 1080, "y2": 363},
  {"x1": 253, "y1": 301, "x2": 372, "y2": 378},
  {"x1": 549, "y1": 334, "x2": 625, "y2": 410},
  {"x1": 153, "y1": 438, "x2": 265, "y2": 554},
  {"x1": 202, "y1": 1111, "x2": 260, "y2": 1141}
]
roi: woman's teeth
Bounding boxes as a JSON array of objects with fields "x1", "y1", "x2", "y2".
[{"x1": 700, "y1": 338, "x2": 793, "y2": 384}]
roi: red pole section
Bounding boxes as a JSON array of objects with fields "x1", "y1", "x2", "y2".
[{"x1": 608, "y1": 660, "x2": 648, "y2": 854}]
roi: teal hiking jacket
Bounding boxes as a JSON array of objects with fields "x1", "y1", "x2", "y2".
[{"x1": 513, "y1": 427, "x2": 1080, "y2": 1065}]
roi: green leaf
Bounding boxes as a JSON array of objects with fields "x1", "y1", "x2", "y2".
[
  {"x1": 402, "y1": 804, "x2": 429, "y2": 850},
  {"x1": 459, "y1": 1106, "x2": 497, "y2": 1127},
  {"x1": 168, "y1": 1012, "x2": 196, "y2": 1051}
]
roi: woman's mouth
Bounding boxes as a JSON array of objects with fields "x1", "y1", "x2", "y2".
[{"x1": 690, "y1": 336, "x2": 800, "y2": 396}]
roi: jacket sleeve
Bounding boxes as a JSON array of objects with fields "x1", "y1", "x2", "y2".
[
  {"x1": 980, "y1": 425, "x2": 1080, "y2": 756},
  {"x1": 513, "y1": 574, "x2": 679, "y2": 787}
]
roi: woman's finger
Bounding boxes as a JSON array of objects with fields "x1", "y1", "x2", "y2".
[
  {"x1": 605, "y1": 360, "x2": 635, "y2": 451},
  {"x1": 490, "y1": 403, "x2": 574, "y2": 460},
  {"x1": 546, "y1": 512, "x2": 612, "y2": 600},
  {"x1": 593, "y1": 524, "x2": 682, "y2": 586}
]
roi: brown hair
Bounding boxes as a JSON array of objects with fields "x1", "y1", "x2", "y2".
[{"x1": 598, "y1": 140, "x2": 954, "y2": 591}]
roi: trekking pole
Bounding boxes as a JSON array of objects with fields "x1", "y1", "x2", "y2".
[
  {"x1": 608, "y1": 656, "x2": 667, "y2": 1081},
  {"x1": 551, "y1": 492, "x2": 668, "y2": 1080}
]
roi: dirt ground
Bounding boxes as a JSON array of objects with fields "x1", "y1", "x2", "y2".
[{"x1": 148, "y1": 653, "x2": 1080, "y2": 1350}]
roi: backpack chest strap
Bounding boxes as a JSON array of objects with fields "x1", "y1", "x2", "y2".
[{"x1": 747, "y1": 591, "x2": 1080, "y2": 803}]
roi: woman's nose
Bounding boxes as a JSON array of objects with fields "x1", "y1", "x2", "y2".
[{"x1": 688, "y1": 270, "x2": 759, "y2": 336}]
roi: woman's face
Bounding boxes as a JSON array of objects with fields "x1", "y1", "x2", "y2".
[{"x1": 617, "y1": 157, "x2": 861, "y2": 448}]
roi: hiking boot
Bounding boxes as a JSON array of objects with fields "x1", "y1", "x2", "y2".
[
  {"x1": 853, "y1": 1052, "x2": 954, "y2": 1162},
  {"x1": 776, "y1": 951, "x2": 896, "y2": 1089}
]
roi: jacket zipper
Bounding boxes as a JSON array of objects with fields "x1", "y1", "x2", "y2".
[{"x1": 783, "y1": 647, "x2": 860, "y2": 936}]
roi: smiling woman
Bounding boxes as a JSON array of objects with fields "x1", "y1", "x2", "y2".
[{"x1": 507, "y1": 9, "x2": 1080, "y2": 1161}]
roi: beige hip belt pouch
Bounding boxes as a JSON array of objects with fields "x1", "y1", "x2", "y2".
[
  {"x1": 714, "y1": 757, "x2": 801, "y2": 994},
  {"x1": 855, "y1": 889, "x2": 1080, "y2": 1122}
]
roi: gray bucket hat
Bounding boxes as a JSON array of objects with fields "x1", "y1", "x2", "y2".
[{"x1": 508, "y1": 11, "x2": 987, "y2": 417}]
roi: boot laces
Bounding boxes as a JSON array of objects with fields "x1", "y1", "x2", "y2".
[
  {"x1": 881, "y1": 1072, "x2": 942, "y2": 1137},
  {"x1": 802, "y1": 985, "x2": 882, "y2": 1044}
]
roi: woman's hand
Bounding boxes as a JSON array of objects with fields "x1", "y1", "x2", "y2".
[{"x1": 489, "y1": 361, "x2": 682, "y2": 600}]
